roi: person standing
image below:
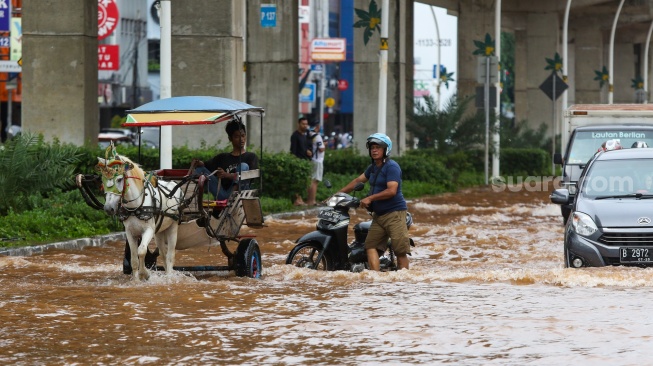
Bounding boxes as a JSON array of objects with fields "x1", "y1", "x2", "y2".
[
  {"x1": 193, "y1": 120, "x2": 258, "y2": 200},
  {"x1": 290, "y1": 117, "x2": 312, "y2": 205},
  {"x1": 306, "y1": 121, "x2": 326, "y2": 206},
  {"x1": 338, "y1": 133, "x2": 410, "y2": 270}
]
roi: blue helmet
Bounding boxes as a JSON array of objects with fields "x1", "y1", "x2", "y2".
[{"x1": 366, "y1": 133, "x2": 392, "y2": 157}]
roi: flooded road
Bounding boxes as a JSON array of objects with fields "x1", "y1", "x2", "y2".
[{"x1": 3, "y1": 185, "x2": 653, "y2": 365}]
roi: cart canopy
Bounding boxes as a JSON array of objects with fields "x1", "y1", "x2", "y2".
[{"x1": 123, "y1": 96, "x2": 265, "y2": 127}]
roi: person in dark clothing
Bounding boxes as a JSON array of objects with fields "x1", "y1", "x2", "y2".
[
  {"x1": 290, "y1": 117, "x2": 312, "y2": 160},
  {"x1": 193, "y1": 120, "x2": 258, "y2": 200},
  {"x1": 290, "y1": 117, "x2": 312, "y2": 205}
]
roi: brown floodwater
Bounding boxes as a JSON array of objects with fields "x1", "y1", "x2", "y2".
[{"x1": 2, "y1": 185, "x2": 653, "y2": 365}]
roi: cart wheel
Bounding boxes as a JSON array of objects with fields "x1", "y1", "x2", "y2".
[
  {"x1": 235, "y1": 238, "x2": 262, "y2": 278},
  {"x1": 235, "y1": 239, "x2": 263, "y2": 278}
]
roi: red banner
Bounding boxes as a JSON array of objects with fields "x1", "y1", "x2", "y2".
[{"x1": 98, "y1": 45, "x2": 119, "y2": 70}]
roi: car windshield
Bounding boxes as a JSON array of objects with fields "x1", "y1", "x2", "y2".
[
  {"x1": 581, "y1": 159, "x2": 653, "y2": 198},
  {"x1": 566, "y1": 130, "x2": 653, "y2": 164}
]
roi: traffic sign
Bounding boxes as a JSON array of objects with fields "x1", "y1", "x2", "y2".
[
  {"x1": 260, "y1": 4, "x2": 277, "y2": 28},
  {"x1": 310, "y1": 64, "x2": 324, "y2": 73},
  {"x1": 337, "y1": 79, "x2": 349, "y2": 91},
  {"x1": 325, "y1": 97, "x2": 335, "y2": 108}
]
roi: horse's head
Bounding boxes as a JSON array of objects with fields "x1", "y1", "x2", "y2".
[{"x1": 95, "y1": 142, "x2": 144, "y2": 215}]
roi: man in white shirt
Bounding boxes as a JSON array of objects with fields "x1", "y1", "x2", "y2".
[{"x1": 306, "y1": 121, "x2": 326, "y2": 206}]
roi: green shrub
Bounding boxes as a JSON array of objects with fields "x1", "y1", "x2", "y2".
[{"x1": 500, "y1": 148, "x2": 548, "y2": 176}]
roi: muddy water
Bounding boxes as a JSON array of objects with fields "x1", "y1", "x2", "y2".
[{"x1": 2, "y1": 186, "x2": 653, "y2": 365}]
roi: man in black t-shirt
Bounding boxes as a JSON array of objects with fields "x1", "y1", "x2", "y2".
[
  {"x1": 289, "y1": 117, "x2": 312, "y2": 205},
  {"x1": 194, "y1": 120, "x2": 258, "y2": 200}
]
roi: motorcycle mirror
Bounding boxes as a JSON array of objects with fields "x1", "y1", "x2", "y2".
[
  {"x1": 323, "y1": 180, "x2": 332, "y2": 189},
  {"x1": 354, "y1": 182, "x2": 364, "y2": 191}
]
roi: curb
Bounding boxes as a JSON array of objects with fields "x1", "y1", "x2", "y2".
[
  {"x1": 0, "y1": 210, "x2": 319, "y2": 257},
  {"x1": 0, "y1": 232, "x2": 127, "y2": 257}
]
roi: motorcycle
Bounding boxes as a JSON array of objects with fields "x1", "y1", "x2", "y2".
[{"x1": 285, "y1": 182, "x2": 414, "y2": 272}]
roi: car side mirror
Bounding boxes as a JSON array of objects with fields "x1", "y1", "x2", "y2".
[
  {"x1": 553, "y1": 153, "x2": 563, "y2": 165},
  {"x1": 323, "y1": 180, "x2": 332, "y2": 189},
  {"x1": 550, "y1": 188, "x2": 571, "y2": 205},
  {"x1": 354, "y1": 182, "x2": 365, "y2": 191}
]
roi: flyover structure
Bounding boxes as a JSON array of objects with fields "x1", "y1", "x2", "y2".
[{"x1": 20, "y1": 0, "x2": 653, "y2": 167}]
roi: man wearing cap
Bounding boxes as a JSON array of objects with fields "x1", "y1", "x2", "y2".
[{"x1": 306, "y1": 121, "x2": 326, "y2": 206}]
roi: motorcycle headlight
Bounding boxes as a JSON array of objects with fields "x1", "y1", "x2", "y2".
[
  {"x1": 571, "y1": 212, "x2": 597, "y2": 237},
  {"x1": 325, "y1": 194, "x2": 346, "y2": 207}
]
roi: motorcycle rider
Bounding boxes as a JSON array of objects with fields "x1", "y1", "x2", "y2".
[{"x1": 337, "y1": 133, "x2": 411, "y2": 271}]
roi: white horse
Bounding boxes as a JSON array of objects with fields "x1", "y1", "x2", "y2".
[{"x1": 96, "y1": 146, "x2": 183, "y2": 280}]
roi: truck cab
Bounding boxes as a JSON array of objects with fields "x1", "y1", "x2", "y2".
[{"x1": 555, "y1": 124, "x2": 653, "y2": 223}]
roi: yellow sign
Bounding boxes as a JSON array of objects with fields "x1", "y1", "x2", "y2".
[{"x1": 325, "y1": 97, "x2": 335, "y2": 108}]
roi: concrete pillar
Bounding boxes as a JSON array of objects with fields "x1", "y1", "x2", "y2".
[
  {"x1": 22, "y1": 1, "x2": 98, "y2": 146},
  {"x1": 170, "y1": 0, "x2": 246, "y2": 148},
  {"x1": 572, "y1": 18, "x2": 604, "y2": 104},
  {"x1": 353, "y1": 0, "x2": 411, "y2": 156},
  {"x1": 246, "y1": 0, "x2": 298, "y2": 154},
  {"x1": 612, "y1": 41, "x2": 636, "y2": 103},
  {"x1": 519, "y1": 12, "x2": 559, "y2": 134},
  {"x1": 457, "y1": 0, "x2": 495, "y2": 104}
]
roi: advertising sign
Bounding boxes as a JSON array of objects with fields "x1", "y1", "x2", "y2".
[
  {"x1": 299, "y1": 83, "x2": 316, "y2": 103},
  {"x1": 310, "y1": 38, "x2": 346, "y2": 62},
  {"x1": 260, "y1": 4, "x2": 277, "y2": 28},
  {"x1": 98, "y1": 0, "x2": 119, "y2": 40},
  {"x1": 98, "y1": 45, "x2": 120, "y2": 71},
  {"x1": 10, "y1": 17, "x2": 21, "y2": 61},
  {"x1": 0, "y1": 0, "x2": 9, "y2": 32}
]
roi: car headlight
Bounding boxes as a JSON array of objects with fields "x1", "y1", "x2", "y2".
[{"x1": 571, "y1": 212, "x2": 597, "y2": 236}]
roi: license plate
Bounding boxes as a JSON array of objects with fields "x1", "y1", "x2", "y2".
[
  {"x1": 318, "y1": 209, "x2": 339, "y2": 223},
  {"x1": 620, "y1": 247, "x2": 653, "y2": 263}
]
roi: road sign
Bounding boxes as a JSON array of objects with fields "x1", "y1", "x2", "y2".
[
  {"x1": 310, "y1": 64, "x2": 324, "y2": 73},
  {"x1": 539, "y1": 73, "x2": 568, "y2": 101},
  {"x1": 325, "y1": 97, "x2": 335, "y2": 108},
  {"x1": 433, "y1": 64, "x2": 445, "y2": 79},
  {"x1": 337, "y1": 79, "x2": 349, "y2": 91},
  {"x1": 299, "y1": 83, "x2": 316, "y2": 103},
  {"x1": 260, "y1": 4, "x2": 277, "y2": 28},
  {"x1": 476, "y1": 56, "x2": 498, "y2": 84},
  {"x1": 310, "y1": 38, "x2": 346, "y2": 62},
  {"x1": 0, "y1": 60, "x2": 21, "y2": 72}
]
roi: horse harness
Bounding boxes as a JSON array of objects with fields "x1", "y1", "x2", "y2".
[{"x1": 116, "y1": 173, "x2": 186, "y2": 233}]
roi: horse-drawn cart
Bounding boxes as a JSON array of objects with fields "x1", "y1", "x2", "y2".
[{"x1": 76, "y1": 96, "x2": 266, "y2": 279}]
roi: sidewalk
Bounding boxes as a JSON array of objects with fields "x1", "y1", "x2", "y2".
[{"x1": 0, "y1": 208, "x2": 322, "y2": 257}]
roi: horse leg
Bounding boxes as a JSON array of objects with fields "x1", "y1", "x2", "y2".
[
  {"x1": 156, "y1": 225, "x2": 178, "y2": 275},
  {"x1": 125, "y1": 232, "x2": 140, "y2": 281},
  {"x1": 137, "y1": 228, "x2": 155, "y2": 281}
]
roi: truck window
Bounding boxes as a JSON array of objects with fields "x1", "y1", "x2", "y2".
[{"x1": 567, "y1": 130, "x2": 653, "y2": 165}]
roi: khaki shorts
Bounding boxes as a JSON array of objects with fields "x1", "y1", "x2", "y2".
[{"x1": 365, "y1": 210, "x2": 411, "y2": 256}]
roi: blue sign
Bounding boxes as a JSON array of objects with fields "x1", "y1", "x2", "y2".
[
  {"x1": 433, "y1": 64, "x2": 446, "y2": 79},
  {"x1": 260, "y1": 4, "x2": 277, "y2": 28},
  {"x1": 299, "y1": 83, "x2": 316, "y2": 103},
  {"x1": 310, "y1": 64, "x2": 324, "y2": 73},
  {"x1": 0, "y1": 1, "x2": 9, "y2": 32}
]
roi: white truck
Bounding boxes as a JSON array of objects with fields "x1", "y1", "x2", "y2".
[{"x1": 554, "y1": 104, "x2": 653, "y2": 223}]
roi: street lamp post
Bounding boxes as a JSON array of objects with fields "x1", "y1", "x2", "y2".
[
  {"x1": 608, "y1": 0, "x2": 625, "y2": 104},
  {"x1": 429, "y1": 6, "x2": 441, "y2": 111}
]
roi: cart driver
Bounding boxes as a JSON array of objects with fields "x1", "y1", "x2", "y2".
[{"x1": 193, "y1": 120, "x2": 258, "y2": 200}]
